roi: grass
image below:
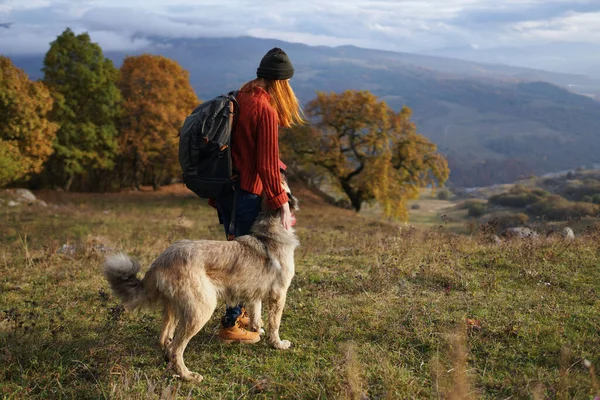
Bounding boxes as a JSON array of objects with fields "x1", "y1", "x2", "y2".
[{"x1": 1, "y1": 184, "x2": 600, "y2": 399}]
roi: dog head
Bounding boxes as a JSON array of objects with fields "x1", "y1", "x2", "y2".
[{"x1": 261, "y1": 169, "x2": 299, "y2": 216}]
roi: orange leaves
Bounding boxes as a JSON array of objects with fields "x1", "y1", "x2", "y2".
[
  {"x1": 0, "y1": 56, "x2": 57, "y2": 187},
  {"x1": 282, "y1": 89, "x2": 449, "y2": 219},
  {"x1": 465, "y1": 317, "x2": 483, "y2": 331},
  {"x1": 118, "y1": 54, "x2": 199, "y2": 188}
]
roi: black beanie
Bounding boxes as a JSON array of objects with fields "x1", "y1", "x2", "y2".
[{"x1": 256, "y1": 47, "x2": 294, "y2": 80}]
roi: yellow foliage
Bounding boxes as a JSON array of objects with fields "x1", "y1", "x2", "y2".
[
  {"x1": 0, "y1": 56, "x2": 57, "y2": 187},
  {"x1": 283, "y1": 90, "x2": 449, "y2": 219}
]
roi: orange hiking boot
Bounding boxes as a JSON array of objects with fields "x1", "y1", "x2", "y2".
[
  {"x1": 218, "y1": 321, "x2": 260, "y2": 344},
  {"x1": 236, "y1": 308, "x2": 265, "y2": 334},
  {"x1": 237, "y1": 308, "x2": 250, "y2": 328}
]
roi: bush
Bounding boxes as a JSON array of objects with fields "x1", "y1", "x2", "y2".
[
  {"x1": 457, "y1": 199, "x2": 486, "y2": 210},
  {"x1": 527, "y1": 197, "x2": 600, "y2": 220},
  {"x1": 411, "y1": 203, "x2": 421, "y2": 210},
  {"x1": 562, "y1": 179, "x2": 600, "y2": 201},
  {"x1": 530, "y1": 188, "x2": 549, "y2": 197},
  {"x1": 468, "y1": 202, "x2": 486, "y2": 218},
  {"x1": 582, "y1": 195, "x2": 594, "y2": 203},
  {"x1": 436, "y1": 190, "x2": 450, "y2": 200},
  {"x1": 480, "y1": 211, "x2": 530, "y2": 232},
  {"x1": 488, "y1": 185, "x2": 548, "y2": 208},
  {"x1": 489, "y1": 193, "x2": 541, "y2": 208}
]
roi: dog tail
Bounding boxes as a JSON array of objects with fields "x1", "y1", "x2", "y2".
[{"x1": 103, "y1": 253, "x2": 152, "y2": 310}]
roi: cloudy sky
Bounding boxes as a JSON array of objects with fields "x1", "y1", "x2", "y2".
[{"x1": 1, "y1": 0, "x2": 599, "y2": 55}]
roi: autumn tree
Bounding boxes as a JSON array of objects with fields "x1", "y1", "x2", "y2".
[
  {"x1": 0, "y1": 56, "x2": 58, "y2": 188},
  {"x1": 282, "y1": 90, "x2": 449, "y2": 219},
  {"x1": 42, "y1": 28, "x2": 121, "y2": 191},
  {"x1": 118, "y1": 54, "x2": 199, "y2": 190}
]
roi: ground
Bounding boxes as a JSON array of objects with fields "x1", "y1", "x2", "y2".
[{"x1": 1, "y1": 183, "x2": 599, "y2": 399}]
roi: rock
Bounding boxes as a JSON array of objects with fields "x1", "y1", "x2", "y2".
[
  {"x1": 563, "y1": 227, "x2": 575, "y2": 241},
  {"x1": 14, "y1": 189, "x2": 36, "y2": 202},
  {"x1": 37, "y1": 200, "x2": 48, "y2": 208},
  {"x1": 504, "y1": 227, "x2": 539, "y2": 239},
  {"x1": 56, "y1": 244, "x2": 77, "y2": 255},
  {"x1": 7, "y1": 200, "x2": 20, "y2": 207},
  {"x1": 546, "y1": 226, "x2": 576, "y2": 241}
]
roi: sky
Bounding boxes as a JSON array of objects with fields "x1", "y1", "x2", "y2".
[{"x1": 1, "y1": 0, "x2": 599, "y2": 56}]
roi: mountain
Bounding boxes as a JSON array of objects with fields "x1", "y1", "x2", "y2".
[
  {"x1": 427, "y1": 42, "x2": 600, "y2": 81},
  {"x1": 9, "y1": 36, "x2": 600, "y2": 187}
]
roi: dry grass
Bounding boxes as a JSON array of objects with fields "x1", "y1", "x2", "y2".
[{"x1": 1, "y1": 184, "x2": 600, "y2": 398}]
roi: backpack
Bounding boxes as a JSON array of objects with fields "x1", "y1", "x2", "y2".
[{"x1": 179, "y1": 91, "x2": 239, "y2": 199}]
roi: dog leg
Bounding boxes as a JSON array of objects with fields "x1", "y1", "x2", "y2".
[
  {"x1": 168, "y1": 293, "x2": 216, "y2": 383},
  {"x1": 159, "y1": 301, "x2": 176, "y2": 352},
  {"x1": 246, "y1": 300, "x2": 263, "y2": 334},
  {"x1": 267, "y1": 292, "x2": 291, "y2": 350}
]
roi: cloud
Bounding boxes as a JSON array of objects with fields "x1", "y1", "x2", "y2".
[
  {"x1": 0, "y1": 0, "x2": 599, "y2": 56},
  {"x1": 450, "y1": 0, "x2": 600, "y2": 26},
  {"x1": 511, "y1": 11, "x2": 600, "y2": 42}
]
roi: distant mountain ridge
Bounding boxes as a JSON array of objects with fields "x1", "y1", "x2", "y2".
[
  {"x1": 9, "y1": 35, "x2": 600, "y2": 187},
  {"x1": 426, "y1": 42, "x2": 600, "y2": 82}
]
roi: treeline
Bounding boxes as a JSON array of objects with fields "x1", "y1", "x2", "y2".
[
  {"x1": 1, "y1": 28, "x2": 198, "y2": 191},
  {"x1": 2, "y1": 28, "x2": 449, "y2": 218}
]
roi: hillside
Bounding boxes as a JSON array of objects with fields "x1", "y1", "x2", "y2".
[
  {"x1": 10, "y1": 36, "x2": 600, "y2": 187},
  {"x1": 1, "y1": 186, "x2": 600, "y2": 398}
]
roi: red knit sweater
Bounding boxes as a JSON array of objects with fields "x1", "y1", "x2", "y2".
[{"x1": 230, "y1": 86, "x2": 288, "y2": 210}]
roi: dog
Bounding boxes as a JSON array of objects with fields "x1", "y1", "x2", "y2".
[{"x1": 103, "y1": 175, "x2": 299, "y2": 383}]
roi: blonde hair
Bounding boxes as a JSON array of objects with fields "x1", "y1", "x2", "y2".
[{"x1": 240, "y1": 78, "x2": 305, "y2": 128}]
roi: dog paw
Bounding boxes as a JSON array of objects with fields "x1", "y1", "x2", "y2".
[
  {"x1": 182, "y1": 372, "x2": 204, "y2": 383},
  {"x1": 271, "y1": 339, "x2": 292, "y2": 350}
]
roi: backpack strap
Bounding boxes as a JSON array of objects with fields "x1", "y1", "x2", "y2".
[
  {"x1": 226, "y1": 90, "x2": 241, "y2": 241},
  {"x1": 227, "y1": 182, "x2": 240, "y2": 241}
]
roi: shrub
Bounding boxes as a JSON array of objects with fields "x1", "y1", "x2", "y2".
[
  {"x1": 468, "y1": 202, "x2": 486, "y2": 218},
  {"x1": 528, "y1": 197, "x2": 600, "y2": 220},
  {"x1": 582, "y1": 195, "x2": 594, "y2": 203},
  {"x1": 436, "y1": 190, "x2": 450, "y2": 200},
  {"x1": 489, "y1": 193, "x2": 540, "y2": 208},
  {"x1": 480, "y1": 211, "x2": 530, "y2": 232},
  {"x1": 457, "y1": 199, "x2": 486, "y2": 210},
  {"x1": 562, "y1": 179, "x2": 600, "y2": 201},
  {"x1": 489, "y1": 185, "x2": 548, "y2": 208},
  {"x1": 530, "y1": 188, "x2": 549, "y2": 197}
]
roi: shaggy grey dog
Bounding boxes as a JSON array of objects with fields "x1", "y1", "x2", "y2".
[{"x1": 104, "y1": 179, "x2": 299, "y2": 383}]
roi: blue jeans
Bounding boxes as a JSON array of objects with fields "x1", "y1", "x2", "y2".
[{"x1": 216, "y1": 189, "x2": 262, "y2": 327}]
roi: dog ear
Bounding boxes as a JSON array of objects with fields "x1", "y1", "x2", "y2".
[{"x1": 288, "y1": 193, "x2": 299, "y2": 211}]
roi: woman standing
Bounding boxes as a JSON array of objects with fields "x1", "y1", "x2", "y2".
[{"x1": 214, "y1": 47, "x2": 304, "y2": 343}]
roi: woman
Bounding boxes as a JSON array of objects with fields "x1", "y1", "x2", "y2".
[{"x1": 214, "y1": 47, "x2": 304, "y2": 344}]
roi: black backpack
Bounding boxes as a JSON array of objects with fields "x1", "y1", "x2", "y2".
[{"x1": 179, "y1": 91, "x2": 239, "y2": 198}]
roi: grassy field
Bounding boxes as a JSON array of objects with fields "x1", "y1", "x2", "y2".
[{"x1": 1, "y1": 184, "x2": 600, "y2": 399}]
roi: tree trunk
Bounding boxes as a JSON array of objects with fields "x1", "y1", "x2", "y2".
[
  {"x1": 152, "y1": 167, "x2": 160, "y2": 191},
  {"x1": 340, "y1": 179, "x2": 362, "y2": 212},
  {"x1": 133, "y1": 153, "x2": 140, "y2": 191},
  {"x1": 64, "y1": 174, "x2": 74, "y2": 192}
]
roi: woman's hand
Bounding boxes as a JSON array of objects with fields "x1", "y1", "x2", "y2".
[{"x1": 280, "y1": 202, "x2": 292, "y2": 231}]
